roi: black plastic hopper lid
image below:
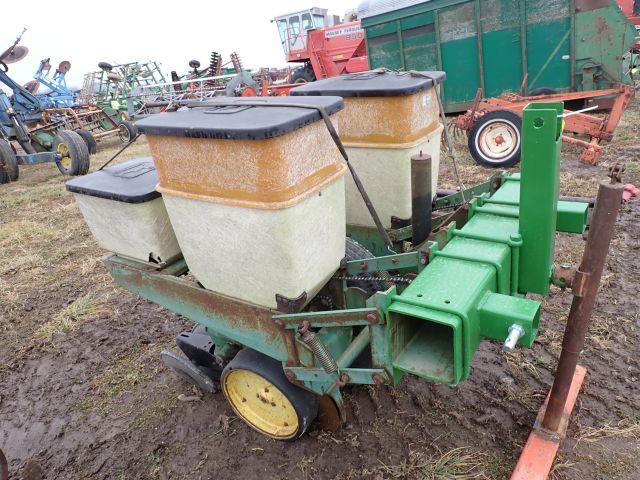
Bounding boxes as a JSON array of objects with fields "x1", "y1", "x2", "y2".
[
  {"x1": 136, "y1": 96, "x2": 344, "y2": 140},
  {"x1": 66, "y1": 157, "x2": 160, "y2": 204},
  {"x1": 290, "y1": 70, "x2": 446, "y2": 97}
]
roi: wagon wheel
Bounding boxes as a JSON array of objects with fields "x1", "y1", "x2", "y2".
[
  {"x1": 221, "y1": 348, "x2": 318, "y2": 440},
  {"x1": 117, "y1": 120, "x2": 138, "y2": 144},
  {"x1": 52, "y1": 130, "x2": 90, "y2": 176},
  {"x1": 468, "y1": 110, "x2": 522, "y2": 168},
  {"x1": 0, "y1": 140, "x2": 19, "y2": 183},
  {"x1": 75, "y1": 129, "x2": 97, "y2": 154}
]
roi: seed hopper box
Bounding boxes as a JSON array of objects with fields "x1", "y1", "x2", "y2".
[
  {"x1": 136, "y1": 96, "x2": 347, "y2": 309},
  {"x1": 292, "y1": 70, "x2": 445, "y2": 228},
  {"x1": 66, "y1": 158, "x2": 180, "y2": 265}
]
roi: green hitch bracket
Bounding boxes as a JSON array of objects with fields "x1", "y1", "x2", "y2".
[
  {"x1": 383, "y1": 102, "x2": 570, "y2": 387},
  {"x1": 518, "y1": 102, "x2": 564, "y2": 295}
]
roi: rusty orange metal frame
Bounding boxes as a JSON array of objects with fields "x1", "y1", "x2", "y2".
[
  {"x1": 511, "y1": 365, "x2": 586, "y2": 480},
  {"x1": 457, "y1": 86, "x2": 635, "y2": 164}
]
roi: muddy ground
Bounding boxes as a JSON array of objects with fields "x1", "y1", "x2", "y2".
[{"x1": 1, "y1": 99, "x2": 639, "y2": 480}]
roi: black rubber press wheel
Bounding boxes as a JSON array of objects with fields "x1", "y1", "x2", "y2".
[{"x1": 221, "y1": 348, "x2": 318, "y2": 440}]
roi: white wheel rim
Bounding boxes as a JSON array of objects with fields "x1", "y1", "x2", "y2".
[
  {"x1": 475, "y1": 118, "x2": 520, "y2": 163},
  {"x1": 118, "y1": 125, "x2": 130, "y2": 142}
]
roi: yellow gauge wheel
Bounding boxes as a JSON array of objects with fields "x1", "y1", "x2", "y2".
[
  {"x1": 57, "y1": 142, "x2": 72, "y2": 170},
  {"x1": 223, "y1": 369, "x2": 299, "y2": 439}
]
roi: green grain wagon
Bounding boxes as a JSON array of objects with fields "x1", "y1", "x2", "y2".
[{"x1": 360, "y1": 0, "x2": 637, "y2": 112}]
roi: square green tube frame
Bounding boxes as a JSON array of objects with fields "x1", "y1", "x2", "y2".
[{"x1": 478, "y1": 292, "x2": 541, "y2": 347}]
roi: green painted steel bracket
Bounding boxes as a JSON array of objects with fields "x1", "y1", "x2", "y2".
[
  {"x1": 478, "y1": 174, "x2": 588, "y2": 235},
  {"x1": 380, "y1": 102, "x2": 569, "y2": 387},
  {"x1": 102, "y1": 255, "x2": 303, "y2": 364},
  {"x1": 518, "y1": 103, "x2": 563, "y2": 295}
]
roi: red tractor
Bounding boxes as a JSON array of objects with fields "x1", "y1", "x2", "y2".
[
  {"x1": 273, "y1": 7, "x2": 369, "y2": 83},
  {"x1": 618, "y1": 0, "x2": 640, "y2": 25}
]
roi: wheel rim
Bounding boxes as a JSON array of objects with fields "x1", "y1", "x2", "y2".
[
  {"x1": 118, "y1": 124, "x2": 131, "y2": 143},
  {"x1": 223, "y1": 369, "x2": 299, "y2": 439},
  {"x1": 294, "y1": 78, "x2": 307, "y2": 84},
  {"x1": 57, "y1": 142, "x2": 72, "y2": 170},
  {"x1": 475, "y1": 119, "x2": 520, "y2": 163}
]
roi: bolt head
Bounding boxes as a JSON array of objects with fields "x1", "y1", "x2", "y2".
[{"x1": 366, "y1": 313, "x2": 378, "y2": 324}]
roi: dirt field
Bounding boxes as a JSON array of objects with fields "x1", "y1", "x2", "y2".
[{"x1": 1, "y1": 100, "x2": 639, "y2": 480}]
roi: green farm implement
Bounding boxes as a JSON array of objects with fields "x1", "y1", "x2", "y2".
[
  {"x1": 361, "y1": 0, "x2": 637, "y2": 112},
  {"x1": 95, "y1": 101, "x2": 619, "y2": 453},
  {"x1": 79, "y1": 61, "x2": 166, "y2": 120}
]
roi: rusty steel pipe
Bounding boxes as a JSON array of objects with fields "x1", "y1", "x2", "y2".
[
  {"x1": 541, "y1": 180, "x2": 623, "y2": 432},
  {"x1": 411, "y1": 152, "x2": 432, "y2": 245}
]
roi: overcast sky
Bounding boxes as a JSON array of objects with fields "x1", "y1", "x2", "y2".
[{"x1": 3, "y1": 0, "x2": 356, "y2": 91}]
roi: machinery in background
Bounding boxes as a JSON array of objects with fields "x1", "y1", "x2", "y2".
[
  {"x1": 25, "y1": 57, "x2": 75, "y2": 108},
  {"x1": 456, "y1": 85, "x2": 635, "y2": 167},
  {"x1": 0, "y1": 29, "x2": 90, "y2": 183},
  {"x1": 618, "y1": 0, "x2": 640, "y2": 26},
  {"x1": 361, "y1": 0, "x2": 637, "y2": 113},
  {"x1": 79, "y1": 60, "x2": 166, "y2": 119},
  {"x1": 273, "y1": 7, "x2": 369, "y2": 83},
  {"x1": 0, "y1": 30, "x2": 138, "y2": 183}
]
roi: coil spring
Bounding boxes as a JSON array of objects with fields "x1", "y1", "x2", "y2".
[{"x1": 299, "y1": 324, "x2": 338, "y2": 374}]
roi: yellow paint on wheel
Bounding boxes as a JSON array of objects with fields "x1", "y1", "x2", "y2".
[
  {"x1": 223, "y1": 369, "x2": 298, "y2": 439},
  {"x1": 57, "y1": 142, "x2": 72, "y2": 170}
]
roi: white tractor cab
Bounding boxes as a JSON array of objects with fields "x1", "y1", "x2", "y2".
[{"x1": 272, "y1": 8, "x2": 339, "y2": 58}]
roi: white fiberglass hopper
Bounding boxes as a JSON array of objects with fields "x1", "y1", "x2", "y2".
[
  {"x1": 66, "y1": 157, "x2": 181, "y2": 265},
  {"x1": 292, "y1": 70, "x2": 446, "y2": 228},
  {"x1": 137, "y1": 96, "x2": 347, "y2": 310}
]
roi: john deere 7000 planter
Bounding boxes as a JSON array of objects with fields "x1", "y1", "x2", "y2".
[{"x1": 67, "y1": 72, "x2": 616, "y2": 448}]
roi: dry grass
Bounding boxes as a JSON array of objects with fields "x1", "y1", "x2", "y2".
[
  {"x1": 78, "y1": 342, "x2": 164, "y2": 414},
  {"x1": 503, "y1": 350, "x2": 543, "y2": 380},
  {"x1": 378, "y1": 446, "x2": 487, "y2": 479},
  {"x1": 577, "y1": 416, "x2": 640, "y2": 444},
  {"x1": 36, "y1": 293, "x2": 106, "y2": 339}
]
